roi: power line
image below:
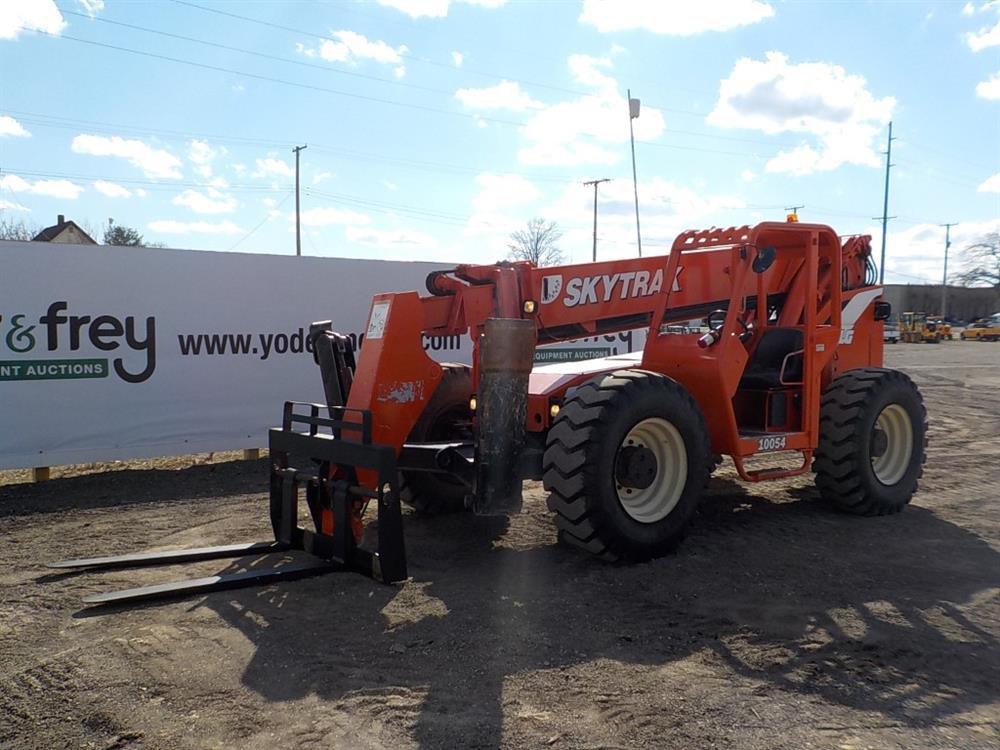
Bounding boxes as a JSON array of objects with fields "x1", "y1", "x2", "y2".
[
  {"x1": 228, "y1": 191, "x2": 292, "y2": 251},
  {"x1": 46, "y1": 32, "x2": 527, "y2": 128},
  {"x1": 168, "y1": 0, "x2": 594, "y2": 99},
  {"x1": 5, "y1": 168, "x2": 290, "y2": 192},
  {"x1": 57, "y1": 7, "x2": 456, "y2": 98},
  {"x1": 165, "y1": 0, "x2": 723, "y2": 122},
  {"x1": 39, "y1": 6, "x2": 992, "y2": 186}
]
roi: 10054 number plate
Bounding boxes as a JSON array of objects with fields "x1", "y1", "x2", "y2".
[{"x1": 757, "y1": 435, "x2": 787, "y2": 452}]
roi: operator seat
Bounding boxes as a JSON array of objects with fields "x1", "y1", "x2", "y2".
[{"x1": 739, "y1": 327, "x2": 803, "y2": 389}]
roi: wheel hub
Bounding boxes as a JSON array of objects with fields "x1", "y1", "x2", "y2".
[
  {"x1": 614, "y1": 418, "x2": 688, "y2": 524},
  {"x1": 870, "y1": 428, "x2": 888, "y2": 458},
  {"x1": 870, "y1": 404, "x2": 914, "y2": 486},
  {"x1": 615, "y1": 445, "x2": 657, "y2": 490}
]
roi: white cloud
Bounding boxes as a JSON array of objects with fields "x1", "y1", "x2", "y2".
[
  {"x1": 553, "y1": 177, "x2": 746, "y2": 260},
  {"x1": 455, "y1": 80, "x2": 544, "y2": 111},
  {"x1": 93, "y1": 180, "x2": 132, "y2": 198},
  {"x1": 297, "y1": 31, "x2": 408, "y2": 74},
  {"x1": 77, "y1": 0, "x2": 105, "y2": 18},
  {"x1": 346, "y1": 226, "x2": 438, "y2": 253},
  {"x1": 135, "y1": 188, "x2": 147, "y2": 198},
  {"x1": 452, "y1": 51, "x2": 464, "y2": 67},
  {"x1": 312, "y1": 171, "x2": 333, "y2": 185},
  {"x1": 254, "y1": 157, "x2": 293, "y2": 179},
  {"x1": 148, "y1": 219, "x2": 244, "y2": 235},
  {"x1": 517, "y1": 53, "x2": 665, "y2": 167},
  {"x1": 0, "y1": 174, "x2": 84, "y2": 199},
  {"x1": 0, "y1": 115, "x2": 30, "y2": 137},
  {"x1": 299, "y1": 206, "x2": 371, "y2": 226},
  {"x1": 966, "y1": 6, "x2": 1000, "y2": 51},
  {"x1": 877, "y1": 219, "x2": 1000, "y2": 284},
  {"x1": 187, "y1": 139, "x2": 228, "y2": 180},
  {"x1": 709, "y1": 51, "x2": 894, "y2": 176},
  {"x1": 172, "y1": 188, "x2": 238, "y2": 214},
  {"x1": 976, "y1": 71, "x2": 1000, "y2": 99},
  {"x1": 383, "y1": 180, "x2": 399, "y2": 191},
  {"x1": 0, "y1": 0, "x2": 66, "y2": 40},
  {"x1": 979, "y1": 172, "x2": 1000, "y2": 192},
  {"x1": 741, "y1": 169, "x2": 756, "y2": 182},
  {"x1": 0, "y1": 198, "x2": 30, "y2": 212},
  {"x1": 188, "y1": 139, "x2": 221, "y2": 165},
  {"x1": 580, "y1": 0, "x2": 774, "y2": 35},
  {"x1": 466, "y1": 173, "x2": 542, "y2": 236},
  {"x1": 375, "y1": 0, "x2": 505, "y2": 19},
  {"x1": 466, "y1": 174, "x2": 746, "y2": 262},
  {"x1": 71, "y1": 134, "x2": 183, "y2": 179},
  {"x1": 963, "y1": 3, "x2": 975, "y2": 15}
]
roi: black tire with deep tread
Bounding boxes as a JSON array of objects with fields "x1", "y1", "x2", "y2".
[
  {"x1": 813, "y1": 367, "x2": 927, "y2": 516},
  {"x1": 400, "y1": 364, "x2": 473, "y2": 515},
  {"x1": 542, "y1": 369, "x2": 712, "y2": 562}
]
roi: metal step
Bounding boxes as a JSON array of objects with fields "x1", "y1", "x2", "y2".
[
  {"x1": 82, "y1": 558, "x2": 338, "y2": 605},
  {"x1": 48, "y1": 541, "x2": 287, "y2": 571}
]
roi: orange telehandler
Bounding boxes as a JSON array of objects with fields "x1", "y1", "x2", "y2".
[{"x1": 53, "y1": 221, "x2": 927, "y2": 605}]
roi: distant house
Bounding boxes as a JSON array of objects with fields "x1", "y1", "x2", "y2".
[{"x1": 31, "y1": 215, "x2": 97, "y2": 245}]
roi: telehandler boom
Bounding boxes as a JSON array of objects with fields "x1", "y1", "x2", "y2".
[{"x1": 53, "y1": 221, "x2": 927, "y2": 605}]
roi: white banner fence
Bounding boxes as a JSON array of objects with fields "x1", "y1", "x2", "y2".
[{"x1": 0, "y1": 242, "x2": 641, "y2": 470}]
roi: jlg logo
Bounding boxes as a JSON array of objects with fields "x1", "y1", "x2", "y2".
[{"x1": 541, "y1": 267, "x2": 683, "y2": 307}]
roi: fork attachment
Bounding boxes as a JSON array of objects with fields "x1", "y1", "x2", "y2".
[
  {"x1": 268, "y1": 401, "x2": 407, "y2": 583},
  {"x1": 48, "y1": 401, "x2": 407, "y2": 606}
]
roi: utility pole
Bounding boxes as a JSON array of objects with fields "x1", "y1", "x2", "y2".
[
  {"x1": 784, "y1": 204, "x2": 805, "y2": 221},
  {"x1": 292, "y1": 144, "x2": 307, "y2": 257},
  {"x1": 627, "y1": 89, "x2": 642, "y2": 257},
  {"x1": 940, "y1": 222, "x2": 958, "y2": 319},
  {"x1": 877, "y1": 121, "x2": 895, "y2": 284},
  {"x1": 583, "y1": 178, "x2": 611, "y2": 262}
]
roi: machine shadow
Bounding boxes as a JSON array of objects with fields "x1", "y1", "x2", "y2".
[
  {"x1": 0, "y1": 458, "x2": 267, "y2": 517},
  {"x1": 204, "y1": 477, "x2": 999, "y2": 747}
]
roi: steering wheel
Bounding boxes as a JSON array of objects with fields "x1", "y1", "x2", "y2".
[{"x1": 705, "y1": 309, "x2": 752, "y2": 342}]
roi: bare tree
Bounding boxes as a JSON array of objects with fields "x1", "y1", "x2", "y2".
[
  {"x1": 955, "y1": 232, "x2": 1000, "y2": 288},
  {"x1": 0, "y1": 218, "x2": 41, "y2": 241},
  {"x1": 507, "y1": 218, "x2": 565, "y2": 266}
]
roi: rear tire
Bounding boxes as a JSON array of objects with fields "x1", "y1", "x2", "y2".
[
  {"x1": 400, "y1": 364, "x2": 472, "y2": 514},
  {"x1": 543, "y1": 370, "x2": 712, "y2": 562},
  {"x1": 814, "y1": 368, "x2": 927, "y2": 515}
]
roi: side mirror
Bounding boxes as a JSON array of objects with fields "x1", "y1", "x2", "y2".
[{"x1": 752, "y1": 246, "x2": 776, "y2": 274}]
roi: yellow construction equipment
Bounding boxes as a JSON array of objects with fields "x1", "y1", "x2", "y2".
[{"x1": 900, "y1": 312, "x2": 944, "y2": 343}]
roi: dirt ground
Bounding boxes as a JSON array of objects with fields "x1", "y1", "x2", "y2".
[{"x1": 1, "y1": 342, "x2": 998, "y2": 750}]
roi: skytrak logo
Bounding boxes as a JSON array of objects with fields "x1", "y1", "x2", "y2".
[{"x1": 540, "y1": 267, "x2": 683, "y2": 307}]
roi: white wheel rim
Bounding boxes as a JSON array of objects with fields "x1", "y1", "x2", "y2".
[
  {"x1": 871, "y1": 404, "x2": 913, "y2": 486},
  {"x1": 615, "y1": 417, "x2": 687, "y2": 523}
]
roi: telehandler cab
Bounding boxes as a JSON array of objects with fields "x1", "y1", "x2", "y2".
[{"x1": 53, "y1": 221, "x2": 927, "y2": 605}]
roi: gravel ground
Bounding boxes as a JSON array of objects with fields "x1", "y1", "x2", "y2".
[{"x1": 1, "y1": 342, "x2": 998, "y2": 749}]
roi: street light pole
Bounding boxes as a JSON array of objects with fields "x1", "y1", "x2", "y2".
[
  {"x1": 878, "y1": 121, "x2": 895, "y2": 284},
  {"x1": 583, "y1": 178, "x2": 611, "y2": 262},
  {"x1": 292, "y1": 144, "x2": 307, "y2": 257},
  {"x1": 628, "y1": 89, "x2": 642, "y2": 258},
  {"x1": 940, "y1": 222, "x2": 958, "y2": 319}
]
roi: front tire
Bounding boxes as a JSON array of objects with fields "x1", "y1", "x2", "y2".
[
  {"x1": 543, "y1": 370, "x2": 712, "y2": 562},
  {"x1": 814, "y1": 368, "x2": 927, "y2": 515}
]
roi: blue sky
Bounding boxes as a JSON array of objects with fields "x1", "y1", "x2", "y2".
[{"x1": 1, "y1": 0, "x2": 998, "y2": 284}]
